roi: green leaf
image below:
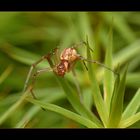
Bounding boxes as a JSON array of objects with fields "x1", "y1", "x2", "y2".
[
  {"x1": 104, "y1": 18, "x2": 114, "y2": 111},
  {"x1": 56, "y1": 76, "x2": 102, "y2": 128},
  {"x1": 119, "y1": 112, "x2": 140, "y2": 128},
  {"x1": 108, "y1": 65, "x2": 128, "y2": 127},
  {"x1": 122, "y1": 88, "x2": 140, "y2": 120},
  {"x1": 86, "y1": 37, "x2": 108, "y2": 127},
  {"x1": 26, "y1": 97, "x2": 100, "y2": 128}
]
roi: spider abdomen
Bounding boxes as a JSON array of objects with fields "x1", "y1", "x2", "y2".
[{"x1": 60, "y1": 47, "x2": 79, "y2": 63}]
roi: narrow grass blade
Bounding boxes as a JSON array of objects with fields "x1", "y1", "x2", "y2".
[
  {"x1": 0, "y1": 88, "x2": 64, "y2": 106},
  {"x1": 26, "y1": 97, "x2": 100, "y2": 128},
  {"x1": 56, "y1": 76, "x2": 102, "y2": 127},
  {"x1": 0, "y1": 42, "x2": 47, "y2": 67},
  {"x1": 0, "y1": 65, "x2": 13, "y2": 84},
  {"x1": 15, "y1": 106, "x2": 40, "y2": 128},
  {"x1": 0, "y1": 88, "x2": 30, "y2": 125},
  {"x1": 122, "y1": 88, "x2": 140, "y2": 120},
  {"x1": 108, "y1": 65, "x2": 128, "y2": 127},
  {"x1": 15, "y1": 89, "x2": 65, "y2": 128},
  {"x1": 119, "y1": 112, "x2": 140, "y2": 128},
  {"x1": 97, "y1": 40, "x2": 140, "y2": 80},
  {"x1": 104, "y1": 18, "x2": 114, "y2": 111},
  {"x1": 86, "y1": 37, "x2": 108, "y2": 127}
]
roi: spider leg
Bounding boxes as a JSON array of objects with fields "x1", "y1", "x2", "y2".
[
  {"x1": 44, "y1": 48, "x2": 61, "y2": 68},
  {"x1": 82, "y1": 60, "x2": 88, "y2": 71},
  {"x1": 23, "y1": 47, "x2": 59, "y2": 95},
  {"x1": 79, "y1": 56, "x2": 119, "y2": 76},
  {"x1": 23, "y1": 53, "x2": 55, "y2": 93},
  {"x1": 23, "y1": 52, "x2": 55, "y2": 113},
  {"x1": 72, "y1": 41, "x2": 94, "y2": 52},
  {"x1": 29, "y1": 67, "x2": 53, "y2": 111},
  {"x1": 23, "y1": 56, "x2": 46, "y2": 92},
  {"x1": 30, "y1": 67, "x2": 53, "y2": 99}
]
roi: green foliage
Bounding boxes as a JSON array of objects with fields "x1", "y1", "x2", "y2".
[
  {"x1": 108, "y1": 65, "x2": 127, "y2": 127},
  {"x1": 0, "y1": 12, "x2": 140, "y2": 128}
]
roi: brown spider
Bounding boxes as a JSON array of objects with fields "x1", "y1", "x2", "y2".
[{"x1": 23, "y1": 41, "x2": 118, "y2": 100}]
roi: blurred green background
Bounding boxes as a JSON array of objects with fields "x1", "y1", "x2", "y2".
[{"x1": 0, "y1": 12, "x2": 140, "y2": 128}]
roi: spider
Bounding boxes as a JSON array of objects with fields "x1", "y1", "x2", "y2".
[{"x1": 23, "y1": 40, "x2": 118, "y2": 101}]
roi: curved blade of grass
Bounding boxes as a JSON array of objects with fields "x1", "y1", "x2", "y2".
[
  {"x1": 0, "y1": 88, "x2": 30, "y2": 125},
  {"x1": 86, "y1": 37, "x2": 108, "y2": 127},
  {"x1": 15, "y1": 89, "x2": 65, "y2": 128},
  {"x1": 0, "y1": 88, "x2": 65, "y2": 107},
  {"x1": 108, "y1": 65, "x2": 128, "y2": 127},
  {"x1": 0, "y1": 64, "x2": 13, "y2": 85},
  {"x1": 119, "y1": 112, "x2": 140, "y2": 128},
  {"x1": 26, "y1": 97, "x2": 100, "y2": 128},
  {"x1": 104, "y1": 18, "x2": 114, "y2": 111},
  {"x1": 56, "y1": 76, "x2": 102, "y2": 127},
  {"x1": 0, "y1": 42, "x2": 47, "y2": 68},
  {"x1": 122, "y1": 88, "x2": 140, "y2": 120},
  {"x1": 0, "y1": 93, "x2": 20, "y2": 106}
]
